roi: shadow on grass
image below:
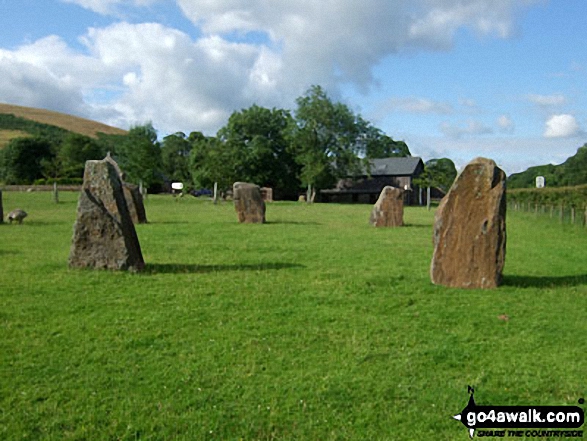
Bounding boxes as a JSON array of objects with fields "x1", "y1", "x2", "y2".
[
  {"x1": 402, "y1": 223, "x2": 431, "y2": 229},
  {"x1": 144, "y1": 262, "x2": 305, "y2": 274},
  {"x1": 264, "y1": 220, "x2": 321, "y2": 225},
  {"x1": 503, "y1": 274, "x2": 587, "y2": 288}
]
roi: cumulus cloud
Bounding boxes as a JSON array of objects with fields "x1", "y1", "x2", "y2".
[
  {"x1": 544, "y1": 114, "x2": 582, "y2": 138},
  {"x1": 176, "y1": 0, "x2": 536, "y2": 89},
  {"x1": 1, "y1": 0, "x2": 538, "y2": 133}
]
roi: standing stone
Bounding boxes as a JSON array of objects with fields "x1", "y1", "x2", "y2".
[
  {"x1": 69, "y1": 159, "x2": 144, "y2": 271},
  {"x1": 260, "y1": 187, "x2": 273, "y2": 202},
  {"x1": 0, "y1": 190, "x2": 3, "y2": 224},
  {"x1": 105, "y1": 153, "x2": 147, "y2": 224},
  {"x1": 233, "y1": 182, "x2": 266, "y2": 223},
  {"x1": 123, "y1": 183, "x2": 147, "y2": 224},
  {"x1": 370, "y1": 186, "x2": 403, "y2": 227},
  {"x1": 431, "y1": 157, "x2": 506, "y2": 289}
]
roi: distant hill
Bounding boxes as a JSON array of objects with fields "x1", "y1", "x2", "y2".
[
  {"x1": 508, "y1": 144, "x2": 587, "y2": 189},
  {"x1": 0, "y1": 103, "x2": 127, "y2": 148}
]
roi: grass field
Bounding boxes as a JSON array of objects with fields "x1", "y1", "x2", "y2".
[{"x1": 1, "y1": 192, "x2": 586, "y2": 440}]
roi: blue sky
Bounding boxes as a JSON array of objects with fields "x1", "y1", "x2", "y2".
[{"x1": 0, "y1": 0, "x2": 586, "y2": 175}]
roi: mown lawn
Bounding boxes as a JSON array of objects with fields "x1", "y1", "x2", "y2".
[{"x1": 1, "y1": 192, "x2": 586, "y2": 440}]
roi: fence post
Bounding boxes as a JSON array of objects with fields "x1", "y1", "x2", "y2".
[
  {"x1": 53, "y1": 181, "x2": 59, "y2": 204},
  {"x1": 560, "y1": 204, "x2": 564, "y2": 223},
  {"x1": 571, "y1": 207, "x2": 576, "y2": 224}
]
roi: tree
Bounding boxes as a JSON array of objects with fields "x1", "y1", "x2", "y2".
[
  {"x1": 363, "y1": 126, "x2": 410, "y2": 159},
  {"x1": 161, "y1": 132, "x2": 192, "y2": 184},
  {"x1": 414, "y1": 158, "x2": 457, "y2": 193},
  {"x1": 58, "y1": 133, "x2": 106, "y2": 178},
  {"x1": 217, "y1": 105, "x2": 301, "y2": 198},
  {"x1": 115, "y1": 123, "x2": 162, "y2": 189},
  {"x1": 189, "y1": 132, "x2": 234, "y2": 190},
  {"x1": 0, "y1": 136, "x2": 54, "y2": 184},
  {"x1": 291, "y1": 86, "x2": 369, "y2": 193}
]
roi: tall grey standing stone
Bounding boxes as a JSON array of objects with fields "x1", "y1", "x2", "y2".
[
  {"x1": 430, "y1": 157, "x2": 506, "y2": 289},
  {"x1": 233, "y1": 182, "x2": 266, "y2": 223},
  {"x1": 69, "y1": 159, "x2": 144, "y2": 271},
  {"x1": 370, "y1": 186, "x2": 403, "y2": 227}
]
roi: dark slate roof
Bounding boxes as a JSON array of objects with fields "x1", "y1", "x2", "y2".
[{"x1": 366, "y1": 157, "x2": 423, "y2": 176}]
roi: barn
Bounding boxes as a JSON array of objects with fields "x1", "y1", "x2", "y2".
[{"x1": 319, "y1": 157, "x2": 425, "y2": 205}]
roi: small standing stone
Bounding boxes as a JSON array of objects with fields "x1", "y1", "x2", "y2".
[
  {"x1": 233, "y1": 182, "x2": 266, "y2": 223},
  {"x1": 7, "y1": 209, "x2": 27, "y2": 224},
  {"x1": 370, "y1": 186, "x2": 403, "y2": 227},
  {"x1": 69, "y1": 159, "x2": 144, "y2": 271},
  {"x1": 260, "y1": 187, "x2": 273, "y2": 202},
  {"x1": 430, "y1": 157, "x2": 506, "y2": 289}
]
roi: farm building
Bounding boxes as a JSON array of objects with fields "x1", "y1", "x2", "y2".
[{"x1": 320, "y1": 156, "x2": 426, "y2": 205}]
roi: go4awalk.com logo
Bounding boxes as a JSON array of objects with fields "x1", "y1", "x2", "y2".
[{"x1": 453, "y1": 387, "x2": 585, "y2": 438}]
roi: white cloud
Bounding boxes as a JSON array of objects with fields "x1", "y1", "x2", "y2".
[
  {"x1": 527, "y1": 93, "x2": 567, "y2": 106},
  {"x1": 383, "y1": 97, "x2": 453, "y2": 115},
  {"x1": 61, "y1": 0, "x2": 158, "y2": 15},
  {"x1": 1, "y1": 0, "x2": 538, "y2": 134},
  {"x1": 497, "y1": 115, "x2": 514, "y2": 133},
  {"x1": 543, "y1": 114, "x2": 582, "y2": 138},
  {"x1": 174, "y1": 0, "x2": 537, "y2": 90},
  {"x1": 440, "y1": 120, "x2": 494, "y2": 139}
]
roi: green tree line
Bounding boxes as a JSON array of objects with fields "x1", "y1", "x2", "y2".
[
  {"x1": 508, "y1": 144, "x2": 587, "y2": 189},
  {"x1": 0, "y1": 86, "x2": 412, "y2": 198}
]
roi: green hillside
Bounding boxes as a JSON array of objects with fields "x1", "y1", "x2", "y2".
[
  {"x1": 508, "y1": 144, "x2": 587, "y2": 188},
  {"x1": 0, "y1": 104, "x2": 129, "y2": 185}
]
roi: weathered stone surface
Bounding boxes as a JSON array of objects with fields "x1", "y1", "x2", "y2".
[
  {"x1": 260, "y1": 187, "x2": 273, "y2": 202},
  {"x1": 105, "y1": 153, "x2": 147, "y2": 224},
  {"x1": 370, "y1": 186, "x2": 403, "y2": 227},
  {"x1": 233, "y1": 182, "x2": 266, "y2": 223},
  {"x1": 123, "y1": 183, "x2": 147, "y2": 224},
  {"x1": 69, "y1": 159, "x2": 144, "y2": 271},
  {"x1": 430, "y1": 157, "x2": 506, "y2": 289},
  {"x1": 7, "y1": 208, "x2": 27, "y2": 224},
  {"x1": 0, "y1": 190, "x2": 3, "y2": 224}
]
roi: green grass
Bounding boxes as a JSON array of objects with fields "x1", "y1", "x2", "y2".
[{"x1": 1, "y1": 192, "x2": 587, "y2": 440}]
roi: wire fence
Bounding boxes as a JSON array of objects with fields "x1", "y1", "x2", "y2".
[{"x1": 508, "y1": 201, "x2": 587, "y2": 226}]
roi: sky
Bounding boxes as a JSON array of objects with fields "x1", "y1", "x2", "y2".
[{"x1": 1, "y1": 0, "x2": 586, "y2": 175}]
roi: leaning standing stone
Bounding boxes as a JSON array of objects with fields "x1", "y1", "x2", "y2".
[
  {"x1": 69, "y1": 159, "x2": 144, "y2": 271},
  {"x1": 123, "y1": 183, "x2": 147, "y2": 224},
  {"x1": 430, "y1": 157, "x2": 506, "y2": 289},
  {"x1": 370, "y1": 186, "x2": 403, "y2": 227},
  {"x1": 233, "y1": 182, "x2": 266, "y2": 223}
]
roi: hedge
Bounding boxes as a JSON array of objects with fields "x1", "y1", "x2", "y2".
[{"x1": 507, "y1": 185, "x2": 587, "y2": 208}]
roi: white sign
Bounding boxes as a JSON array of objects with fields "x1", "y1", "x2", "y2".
[
  {"x1": 536, "y1": 176, "x2": 545, "y2": 188},
  {"x1": 171, "y1": 182, "x2": 184, "y2": 190}
]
